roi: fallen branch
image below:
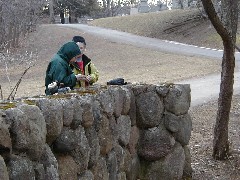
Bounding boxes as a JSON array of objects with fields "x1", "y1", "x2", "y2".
[
  {"x1": 7, "y1": 64, "x2": 34, "y2": 100},
  {"x1": 0, "y1": 85, "x2": 3, "y2": 100}
]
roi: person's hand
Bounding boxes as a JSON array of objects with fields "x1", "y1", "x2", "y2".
[
  {"x1": 75, "y1": 74, "x2": 86, "y2": 81},
  {"x1": 48, "y1": 82, "x2": 57, "y2": 89},
  {"x1": 85, "y1": 75, "x2": 92, "y2": 82}
]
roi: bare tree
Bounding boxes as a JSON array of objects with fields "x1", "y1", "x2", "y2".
[
  {"x1": 0, "y1": 0, "x2": 43, "y2": 100},
  {"x1": 0, "y1": 0, "x2": 45, "y2": 49},
  {"x1": 201, "y1": 0, "x2": 238, "y2": 160}
]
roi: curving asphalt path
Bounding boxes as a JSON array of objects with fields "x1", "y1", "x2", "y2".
[
  {"x1": 59, "y1": 24, "x2": 240, "y2": 61},
  {"x1": 179, "y1": 73, "x2": 240, "y2": 107},
  {"x1": 58, "y1": 24, "x2": 240, "y2": 107}
]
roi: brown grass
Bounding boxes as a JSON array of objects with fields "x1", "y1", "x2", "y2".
[{"x1": 0, "y1": 9, "x2": 239, "y2": 179}]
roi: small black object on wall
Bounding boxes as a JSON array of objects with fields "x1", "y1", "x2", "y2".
[{"x1": 107, "y1": 78, "x2": 127, "y2": 85}]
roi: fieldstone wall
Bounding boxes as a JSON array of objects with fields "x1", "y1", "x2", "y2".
[{"x1": 0, "y1": 83, "x2": 192, "y2": 180}]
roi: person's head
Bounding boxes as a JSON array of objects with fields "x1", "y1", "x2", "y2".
[
  {"x1": 72, "y1": 36, "x2": 86, "y2": 54},
  {"x1": 57, "y1": 41, "x2": 82, "y2": 63}
]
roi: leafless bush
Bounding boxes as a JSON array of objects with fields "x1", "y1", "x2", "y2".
[
  {"x1": 0, "y1": 0, "x2": 45, "y2": 50},
  {"x1": 0, "y1": 0, "x2": 43, "y2": 100},
  {"x1": 0, "y1": 49, "x2": 38, "y2": 100}
]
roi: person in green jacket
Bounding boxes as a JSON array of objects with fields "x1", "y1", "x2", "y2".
[
  {"x1": 70, "y1": 36, "x2": 99, "y2": 88},
  {"x1": 45, "y1": 41, "x2": 82, "y2": 95}
]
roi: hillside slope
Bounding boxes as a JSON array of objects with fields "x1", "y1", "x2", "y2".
[{"x1": 90, "y1": 9, "x2": 240, "y2": 50}]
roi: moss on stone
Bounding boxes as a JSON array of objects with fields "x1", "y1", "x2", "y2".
[
  {"x1": 0, "y1": 102, "x2": 16, "y2": 110},
  {"x1": 48, "y1": 90, "x2": 98, "y2": 99},
  {"x1": 48, "y1": 94, "x2": 73, "y2": 99},
  {"x1": 75, "y1": 89, "x2": 97, "y2": 95},
  {"x1": 23, "y1": 100, "x2": 37, "y2": 106}
]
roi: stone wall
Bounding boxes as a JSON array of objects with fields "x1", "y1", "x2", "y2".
[{"x1": 0, "y1": 84, "x2": 192, "y2": 180}]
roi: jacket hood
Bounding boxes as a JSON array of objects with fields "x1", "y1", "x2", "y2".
[{"x1": 57, "y1": 41, "x2": 81, "y2": 63}]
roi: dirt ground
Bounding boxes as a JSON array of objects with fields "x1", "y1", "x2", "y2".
[
  {"x1": 0, "y1": 9, "x2": 239, "y2": 179},
  {"x1": 0, "y1": 24, "x2": 222, "y2": 99},
  {"x1": 189, "y1": 96, "x2": 240, "y2": 179}
]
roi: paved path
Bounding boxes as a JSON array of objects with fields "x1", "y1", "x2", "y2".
[
  {"x1": 59, "y1": 24, "x2": 240, "y2": 61},
  {"x1": 59, "y1": 24, "x2": 240, "y2": 107},
  {"x1": 178, "y1": 73, "x2": 240, "y2": 107}
]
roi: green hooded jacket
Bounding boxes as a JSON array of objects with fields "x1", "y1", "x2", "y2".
[{"x1": 45, "y1": 41, "x2": 81, "y2": 95}]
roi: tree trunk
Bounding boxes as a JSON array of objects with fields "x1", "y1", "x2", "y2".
[
  {"x1": 213, "y1": 0, "x2": 238, "y2": 160},
  {"x1": 60, "y1": 11, "x2": 65, "y2": 24},
  {"x1": 49, "y1": 0, "x2": 55, "y2": 24},
  {"x1": 7, "y1": 22, "x2": 13, "y2": 49},
  {"x1": 12, "y1": 23, "x2": 19, "y2": 48},
  {"x1": 213, "y1": 40, "x2": 235, "y2": 159},
  {"x1": 201, "y1": 0, "x2": 238, "y2": 160},
  {"x1": 179, "y1": 0, "x2": 183, "y2": 9},
  {"x1": 107, "y1": 0, "x2": 111, "y2": 17},
  {"x1": 0, "y1": 3, "x2": 4, "y2": 46}
]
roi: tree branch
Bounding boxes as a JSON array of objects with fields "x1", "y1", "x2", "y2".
[
  {"x1": 201, "y1": 0, "x2": 230, "y2": 42},
  {"x1": 235, "y1": 45, "x2": 240, "y2": 52}
]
